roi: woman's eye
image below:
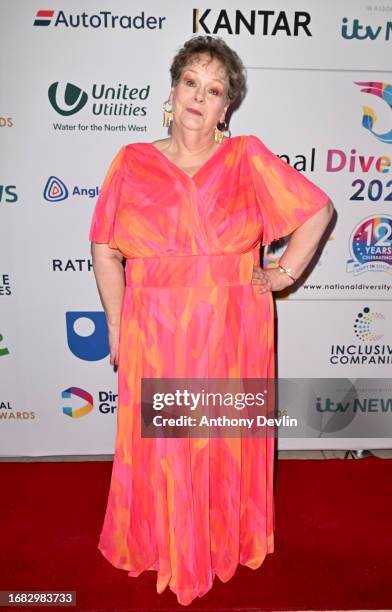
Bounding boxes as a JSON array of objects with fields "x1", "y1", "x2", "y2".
[
  {"x1": 185, "y1": 79, "x2": 195, "y2": 86},
  {"x1": 209, "y1": 89, "x2": 220, "y2": 96}
]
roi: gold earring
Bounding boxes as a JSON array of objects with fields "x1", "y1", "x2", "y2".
[
  {"x1": 214, "y1": 120, "x2": 227, "y2": 144},
  {"x1": 163, "y1": 100, "x2": 173, "y2": 128}
]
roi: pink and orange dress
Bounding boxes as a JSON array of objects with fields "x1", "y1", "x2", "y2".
[{"x1": 89, "y1": 135, "x2": 329, "y2": 606}]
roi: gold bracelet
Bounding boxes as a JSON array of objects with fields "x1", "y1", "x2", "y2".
[{"x1": 277, "y1": 265, "x2": 297, "y2": 282}]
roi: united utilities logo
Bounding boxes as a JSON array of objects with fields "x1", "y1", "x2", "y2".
[
  {"x1": 33, "y1": 9, "x2": 166, "y2": 29},
  {"x1": 49, "y1": 82, "x2": 88, "y2": 116},
  {"x1": 43, "y1": 177, "x2": 99, "y2": 201},
  {"x1": 33, "y1": 10, "x2": 54, "y2": 26},
  {"x1": 48, "y1": 81, "x2": 150, "y2": 117}
]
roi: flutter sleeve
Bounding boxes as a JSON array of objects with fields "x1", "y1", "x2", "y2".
[
  {"x1": 247, "y1": 135, "x2": 330, "y2": 246},
  {"x1": 89, "y1": 146, "x2": 126, "y2": 247}
]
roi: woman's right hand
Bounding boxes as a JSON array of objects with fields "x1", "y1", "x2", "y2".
[{"x1": 108, "y1": 322, "x2": 120, "y2": 369}]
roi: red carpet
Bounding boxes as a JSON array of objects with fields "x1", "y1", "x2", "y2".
[{"x1": 1, "y1": 457, "x2": 391, "y2": 611}]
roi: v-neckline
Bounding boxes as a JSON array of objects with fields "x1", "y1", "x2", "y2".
[{"x1": 146, "y1": 137, "x2": 232, "y2": 181}]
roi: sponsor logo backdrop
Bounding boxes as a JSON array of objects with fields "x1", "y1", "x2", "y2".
[{"x1": 1, "y1": 0, "x2": 391, "y2": 454}]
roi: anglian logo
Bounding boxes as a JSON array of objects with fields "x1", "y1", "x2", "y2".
[
  {"x1": 43, "y1": 177, "x2": 99, "y2": 201},
  {"x1": 48, "y1": 82, "x2": 88, "y2": 116},
  {"x1": 44, "y1": 176, "x2": 68, "y2": 202},
  {"x1": 192, "y1": 9, "x2": 312, "y2": 36},
  {"x1": 33, "y1": 10, "x2": 54, "y2": 26},
  {"x1": 354, "y1": 81, "x2": 392, "y2": 145},
  {"x1": 61, "y1": 387, "x2": 93, "y2": 418},
  {"x1": 353, "y1": 307, "x2": 384, "y2": 342}
]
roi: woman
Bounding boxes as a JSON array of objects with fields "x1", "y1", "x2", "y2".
[{"x1": 89, "y1": 36, "x2": 334, "y2": 606}]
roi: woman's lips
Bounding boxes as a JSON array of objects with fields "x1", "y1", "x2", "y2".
[{"x1": 186, "y1": 108, "x2": 202, "y2": 116}]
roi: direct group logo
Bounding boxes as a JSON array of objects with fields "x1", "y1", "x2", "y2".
[
  {"x1": 62, "y1": 387, "x2": 93, "y2": 418},
  {"x1": 60, "y1": 388, "x2": 117, "y2": 417},
  {"x1": 347, "y1": 215, "x2": 392, "y2": 275}
]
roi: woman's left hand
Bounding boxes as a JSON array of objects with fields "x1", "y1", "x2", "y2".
[{"x1": 251, "y1": 265, "x2": 295, "y2": 293}]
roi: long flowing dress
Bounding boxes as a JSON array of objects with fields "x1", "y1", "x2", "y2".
[{"x1": 89, "y1": 135, "x2": 329, "y2": 606}]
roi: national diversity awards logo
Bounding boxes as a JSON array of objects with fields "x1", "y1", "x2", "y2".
[
  {"x1": 354, "y1": 81, "x2": 392, "y2": 145},
  {"x1": 347, "y1": 215, "x2": 392, "y2": 275}
]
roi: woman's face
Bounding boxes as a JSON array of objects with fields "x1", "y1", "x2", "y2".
[{"x1": 169, "y1": 53, "x2": 230, "y2": 136}]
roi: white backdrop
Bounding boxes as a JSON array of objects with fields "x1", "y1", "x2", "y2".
[{"x1": 1, "y1": 0, "x2": 391, "y2": 455}]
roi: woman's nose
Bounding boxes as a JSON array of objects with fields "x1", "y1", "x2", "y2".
[{"x1": 193, "y1": 88, "x2": 204, "y2": 103}]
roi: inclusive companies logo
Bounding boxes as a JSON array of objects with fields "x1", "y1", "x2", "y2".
[
  {"x1": 48, "y1": 81, "x2": 150, "y2": 118},
  {"x1": 353, "y1": 306, "x2": 384, "y2": 342},
  {"x1": 330, "y1": 305, "x2": 390, "y2": 366},
  {"x1": 346, "y1": 215, "x2": 392, "y2": 275},
  {"x1": 33, "y1": 9, "x2": 166, "y2": 30},
  {"x1": 66, "y1": 311, "x2": 109, "y2": 361},
  {"x1": 192, "y1": 9, "x2": 312, "y2": 36},
  {"x1": 43, "y1": 176, "x2": 99, "y2": 202},
  {"x1": 354, "y1": 81, "x2": 392, "y2": 145}
]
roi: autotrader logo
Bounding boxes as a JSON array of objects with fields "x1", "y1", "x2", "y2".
[
  {"x1": 33, "y1": 9, "x2": 166, "y2": 29},
  {"x1": 62, "y1": 386, "x2": 93, "y2": 418},
  {"x1": 48, "y1": 82, "x2": 88, "y2": 116},
  {"x1": 44, "y1": 176, "x2": 68, "y2": 201},
  {"x1": 33, "y1": 10, "x2": 54, "y2": 26}
]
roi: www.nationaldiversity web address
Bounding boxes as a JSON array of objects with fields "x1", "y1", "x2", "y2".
[{"x1": 302, "y1": 283, "x2": 392, "y2": 291}]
